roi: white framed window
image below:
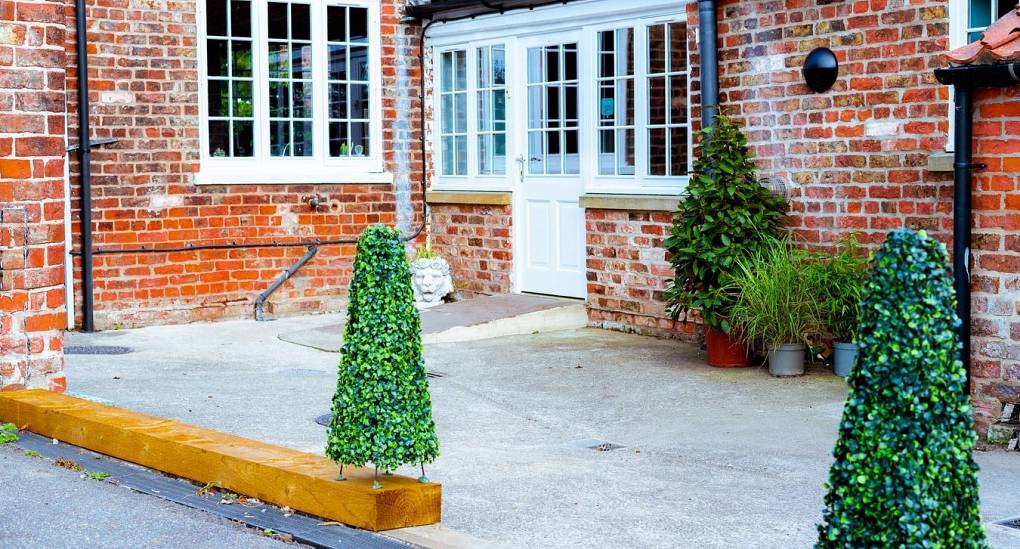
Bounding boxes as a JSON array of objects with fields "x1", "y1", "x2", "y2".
[
  {"x1": 428, "y1": 3, "x2": 689, "y2": 195},
  {"x1": 439, "y1": 49, "x2": 468, "y2": 176},
  {"x1": 197, "y1": 0, "x2": 387, "y2": 185},
  {"x1": 476, "y1": 45, "x2": 507, "y2": 176}
]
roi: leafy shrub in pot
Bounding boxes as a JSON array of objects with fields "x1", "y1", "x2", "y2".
[
  {"x1": 664, "y1": 113, "x2": 786, "y2": 364},
  {"x1": 326, "y1": 226, "x2": 440, "y2": 484},
  {"x1": 805, "y1": 237, "x2": 869, "y2": 377},
  {"x1": 726, "y1": 239, "x2": 820, "y2": 376},
  {"x1": 817, "y1": 229, "x2": 984, "y2": 546}
]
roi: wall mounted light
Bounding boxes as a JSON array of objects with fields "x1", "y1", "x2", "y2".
[{"x1": 803, "y1": 47, "x2": 839, "y2": 93}]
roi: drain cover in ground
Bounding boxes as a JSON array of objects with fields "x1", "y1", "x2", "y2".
[{"x1": 66, "y1": 345, "x2": 132, "y2": 355}]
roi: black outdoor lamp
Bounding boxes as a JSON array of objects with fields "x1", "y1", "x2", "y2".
[{"x1": 803, "y1": 47, "x2": 839, "y2": 93}]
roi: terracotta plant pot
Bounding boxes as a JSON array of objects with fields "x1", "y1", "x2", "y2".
[{"x1": 704, "y1": 326, "x2": 752, "y2": 368}]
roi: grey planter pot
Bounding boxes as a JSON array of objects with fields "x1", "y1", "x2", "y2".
[
  {"x1": 768, "y1": 344, "x2": 806, "y2": 377},
  {"x1": 832, "y1": 341, "x2": 858, "y2": 378}
]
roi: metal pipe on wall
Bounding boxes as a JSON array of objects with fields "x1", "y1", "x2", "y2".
[
  {"x1": 74, "y1": 0, "x2": 95, "y2": 332},
  {"x1": 952, "y1": 86, "x2": 973, "y2": 385},
  {"x1": 697, "y1": 0, "x2": 719, "y2": 130}
]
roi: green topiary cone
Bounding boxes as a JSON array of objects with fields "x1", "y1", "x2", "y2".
[
  {"x1": 326, "y1": 225, "x2": 440, "y2": 474},
  {"x1": 817, "y1": 229, "x2": 985, "y2": 547}
]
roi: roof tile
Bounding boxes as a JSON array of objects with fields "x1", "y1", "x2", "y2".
[{"x1": 945, "y1": 4, "x2": 1020, "y2": 64}]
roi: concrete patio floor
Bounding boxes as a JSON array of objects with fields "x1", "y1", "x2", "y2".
[{"x1": 62, "y1": 315, "x2": 1020, "y2": 548}]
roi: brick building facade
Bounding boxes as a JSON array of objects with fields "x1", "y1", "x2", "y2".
[
  {"x1": 1, "y1": 0, "x2": 1018, "y2": 436},
  {"x1": 1, "y1": 0, "x2": 68, "y2": 392}
]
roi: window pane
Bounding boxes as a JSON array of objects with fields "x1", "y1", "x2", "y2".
[
  {"x1": 618, "y1": 128, "x2": 635, "y2": 175},
  {"x1": 493, "y1": 133, "x2": 506, "y2": 173},
  {"x1": 670, "y1": 74, "x2": 688, "y2": 124},
  {"x1": 268, "y1": 2, "x2": 288, "y2": 39},
  {"x1": 351, "y1": 122, "x2": 369, "y2": 156},
  {"x1": 648, "y1": 24, "x2": 666, "y2": 73},
  {"x1": 649, "y1": 76, "x2": 667, "y2": 125},
  {"x1": 350, "y1": 84, "x2": 369, "y2": 119},
  {"x1": 599, "y1": 129, "x2": 614, "y2": 175},
  {"x1": 564, "y1": 129, "x2": 579, "y2": 174},
  {"x1": 268, "y1": 43, "x2": 289, "y2": 77},
  {"x1": 270, "y1": 120, "x2": 290, "y2": 156},
  {"x1": 350, "y1": 46, "x2": 369, "y2": 81},
  {"x1": 209, "y1": 120, "x2": 229, "y2": 156},
  {"x1": 292, "y1": 44, "x2": 312, "y2": 79},
  {"x1": 477, "y1": 91, "x2": 491, "y2": 132},
  {"x1": 454, "y1": 93, "x2": 467, "y2": 132},
  {"x1": 455, "y1": 135, "x2": 467, "y2": 175},
  {"x1": 291, "y1": 81, "x2": 311, "y2": 118},
  {"x1": 493, "y1": 90, "x2": 506, "y2": 131},
  {"x1": 349, "y1": 7, "x2": 368, "y2": 43},
  {"x1": 329, "y1": 122, "x2": 348, "y2": 156},
  {"x1": 231, "y1": 41, "x2": 251, "y2": 77},
  {"x1": 208, "y1": 80, "x2": 229, "y2": 116},
  {"x1": 233, "y1": 121, "x2": 253, "y2": 157},
  {"x1": 291, "y1": 3, "x2": 309, "y2": 40},
  {"x1": 479, "y1": 133, "x2": 490, "y2": 174},
  {"x1": 528, "y1": 131, "x2": 543, "y2": 173},
  {"x1": 455, "y1": 51, "x2": 467, "y2": 89},
  {"x1": 293, "y1": 121, "x2": 312, "y2": 156},
  {"x1": 478, "y1": 47, "x2": 490, "y2": 88},
  {"x1": 969, "y1": 0, "x2": 991, "y2": 28},
  {"x1": 328, "y1": 44, "x2": 347, "y2": 79},
  {"x1": 649, "y1": 127, "x2": 667, "y2": 176},
  {"x1": 230, "y1": 0, "x2": 250, "y2": 37},
  {"x1": 598, "y1": 31, "x2": 613, "y2": 78},
  {"x1": 528, "y1": 86, "x2": 542, "y2": 129},
  {"x1": 545, "y1": 47, "x2": 559, "y2": 82},
  {"x1": 327, "y1": 6, "x2": 346, "y2": 42},
  {"x1": 440, "y1": 94, "x2": 453, "y2": 134},
  {"x1": 492, "y1": 46, "x2": 505, "y2": 85},
  {"x1": 232, "y1": 80, "x2": 252, "y2": 117},
  {"x1": 617, "y1": 28, "x2": 633, "y2": 76},
  {"x1": 564, "y1": 85, "x2": 577, "y2": 125},
  {"x1": 527, "y1": 47, "x2": 542, "y2": 84},
  {"x1": 269, "y1": 81, "x2": 289, "y2": 117},
  {"x1": 329, "y1": 83, "x2": 348, "y2": 118},
  {"x1": 546, "y1": 131, "x2": 561, "y2": 174},
  {"x1": 564, "y1": 44, "x2": 577, "y2": 80},
  {"x1": 207, "y1": 0, "x2": 227, "y2": 36},
  {"x1": 208, "y1": 39, "x2": 229, "y2": 77},
  {"x1": 669, "y1": 23, "x2": 687, "y2": 72},
  {"x1": 441, "y1": 136, "x2": 454, "y2": 175},
  {"x1": 670, "y1": 126, "x2": 688, "y2": 177}
]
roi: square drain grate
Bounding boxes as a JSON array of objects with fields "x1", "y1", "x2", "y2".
[{"x1": 66, "y1": 345, "x2": 132, "y2": 355}]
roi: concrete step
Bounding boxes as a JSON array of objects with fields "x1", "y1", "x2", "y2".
[{"x1": 278, "y1": 294, "x2": 587, "y2": 352}]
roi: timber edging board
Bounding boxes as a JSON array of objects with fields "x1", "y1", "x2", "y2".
[{"x1": 0, "y1": 390, "x2": 441, "y2": 532}]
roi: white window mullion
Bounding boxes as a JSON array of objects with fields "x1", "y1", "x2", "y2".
[
  {"x1": 634, "y1": 24, "x2": 648, "y2": 185},
  {"x1": 467, "y1": 47, "x2": 478, "y2": 179},
  {"x1": 311, "y1": 0, "x2": 325, "y2": 164},
  {"x1": 255, "y1": 0, "x2": 269, "y2": 162}
]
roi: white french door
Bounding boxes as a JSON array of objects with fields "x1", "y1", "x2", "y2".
[{"x1": 513, "y1": 32, "x2": 587, "y2": 299}]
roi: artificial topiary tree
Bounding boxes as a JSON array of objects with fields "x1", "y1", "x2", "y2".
[
  {"x1": 326, "y1": 225, "x2": 439, "y2": 487},
  {"x1": 664, "y1": 112, "x2": 787, "y2": 333},
  {"x1": 817, "y1": 229, "x2": 985, "y2": 547}
]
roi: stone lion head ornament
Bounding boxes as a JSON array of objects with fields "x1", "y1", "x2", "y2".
[{"x1": 411, "y1": 256, "x2": 453, "y2": 307}]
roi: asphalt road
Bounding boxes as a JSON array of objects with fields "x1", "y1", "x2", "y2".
[{"x1": 0, "y1": 444, "x2": 292, "y2": 549}]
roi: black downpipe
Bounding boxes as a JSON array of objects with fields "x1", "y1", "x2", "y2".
[
  {"x1": 255, "y1": 245, "x2": 317, "y2": 321},
  {"x1": 697, "y1": 0, "x2": 719, "y2": 130},
  {"x1": 74, "y1": 0, "x2": 95, "y2": 332},
  {"x1": 934, "y1": 61, "x2": 1020, "y2": 384},
  {"x1": 952, "y1": 87, "x2": 973, "y2": 386}
]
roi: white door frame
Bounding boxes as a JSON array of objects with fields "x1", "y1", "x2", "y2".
[{"x1": 511, "y1": 31, "x2": 588, "y2": 298}]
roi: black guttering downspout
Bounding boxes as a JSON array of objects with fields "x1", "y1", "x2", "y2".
[
  {"x1": 935, "y1": 61, "x2": 1020, "y2": 385},
  {"x1": 74, "y1": 0, "x2": 96, "y2": 332},
  {"x1": 697, "y1": 0, "x2": 719, "y2": 131}
]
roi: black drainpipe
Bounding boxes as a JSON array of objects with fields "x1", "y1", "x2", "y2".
[
  {"x1": 74, "y1": 0, "x2": 96, "y2": 332},
  {"x1": 935, "y1": 61, "x2": 1020, "y2": 384},
  {"x1": 697, "y1": 0, "x2": 719, "y2": 130}
]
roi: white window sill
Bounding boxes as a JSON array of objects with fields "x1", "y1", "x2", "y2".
[{"x1": 194, "y1": 169, "x2": 394, "y2": 185}]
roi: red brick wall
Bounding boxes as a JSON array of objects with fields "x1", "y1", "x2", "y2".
[
  {"x1": 969, "y1": 86, "x2": 1020, "y2": 432},
  {"x1": 586, "y1": 209, "x2": 697, "y2": 340},
  {"x1": 429, "y1": 203, "x2": 512, "y2": 295},
  {"x1": 64, "y1": 0, "x2": 424, "y2": 328},
  {"x1": 1, "y1": 0, "x2": 67, "y2": 392},
  {"x1": 710, "y1": 1, "x2": 953, "y2": 246}
]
